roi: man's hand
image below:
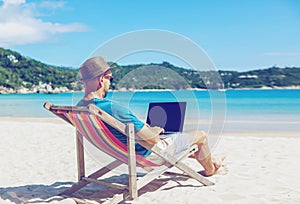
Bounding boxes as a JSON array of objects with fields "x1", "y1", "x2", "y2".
[
  {"x1": 136, "y1": 124, "x2": 164, "y2": 145},
  {"x1": 149, "y1": 126, "x2": 165, "y2": 135}
]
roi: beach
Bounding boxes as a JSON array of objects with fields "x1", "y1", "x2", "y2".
[{"x1": 1, "y1": 117, "x2": 300, "y2": 204}]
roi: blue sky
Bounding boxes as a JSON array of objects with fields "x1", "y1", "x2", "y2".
[{"x1": 0, "y1": 0, "x2": 300, "y2": 71}]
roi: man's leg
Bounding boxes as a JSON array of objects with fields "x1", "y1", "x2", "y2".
[
  {"x1": 188, "y1": 130, "x2": 224, "y2": 176},
  {"x1": 147, "y1": 131, "x2": 225, "y2": 176}
]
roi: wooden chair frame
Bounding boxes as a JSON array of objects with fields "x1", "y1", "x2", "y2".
[{"x1": 44, "y1": 102, "x2": 214, "y2": 203}]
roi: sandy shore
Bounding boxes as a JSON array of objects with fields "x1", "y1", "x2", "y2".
[{"x1": 1, "y1": 117, "x2": 300, "y2": 203}]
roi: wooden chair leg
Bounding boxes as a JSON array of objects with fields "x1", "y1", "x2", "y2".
[
  {"x1": 76, "y1": 131, "x2": 85, "y2": 181},
  {"x1": 127, "y1": 124, "x2": 138, "y2": 199}
]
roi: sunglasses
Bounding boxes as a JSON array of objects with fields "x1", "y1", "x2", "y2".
[{"x1": 104, "y1": 75, "x2": 114, "y2": 83}]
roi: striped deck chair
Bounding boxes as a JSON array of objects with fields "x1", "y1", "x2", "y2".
[{"x1": 44, "y1": 102, "x2": 214, "y2": 203}]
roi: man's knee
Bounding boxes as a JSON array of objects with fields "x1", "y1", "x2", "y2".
[{"x1": 194, "y1": 130, "x2": 207, "y2": 144}]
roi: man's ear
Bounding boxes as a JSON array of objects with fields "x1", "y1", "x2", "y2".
[
  {"x1": 99, "y1": 76, "x2": 104, "y2": 86},
  {"x1": 98, "y1": 76, "x2": 104, "y2": 87}
]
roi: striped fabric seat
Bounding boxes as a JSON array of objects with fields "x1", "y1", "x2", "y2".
[{"x1": 53, "y1": 109, "x2": 158, "y2": 167}]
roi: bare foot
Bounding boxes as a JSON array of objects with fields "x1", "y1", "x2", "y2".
[{"x1": 205, "y1": 155, "x2": 227, "y2": 176}]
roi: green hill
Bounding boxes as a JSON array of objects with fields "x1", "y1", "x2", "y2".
[
  {"x1": 0, "y1": 48, "x2": 81, "y2": 93},
  {"x1": 219, "y1": 67, "x2": 300, "y2": 88},
  {"x1": 0, "y1": 47, "x2": 300, "y2": 93}
]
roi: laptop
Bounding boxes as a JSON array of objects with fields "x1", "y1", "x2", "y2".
[{"x1": 146, "y1": 102, "x2": 187, "y2": 134}]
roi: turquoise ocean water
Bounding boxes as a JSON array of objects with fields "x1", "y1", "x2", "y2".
[{"x1": 1, "y1": 89, "x2": 299, "y2": 133}]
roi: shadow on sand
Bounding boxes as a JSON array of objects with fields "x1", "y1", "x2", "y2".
[{"x1": 0, "y1": 173, "x2": 202, "y2": 203}]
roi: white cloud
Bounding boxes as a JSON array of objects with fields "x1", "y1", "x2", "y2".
[
  {"x1": 2, "y1": 0, "x2": 25, "y2": 8},
  {"x1": 0, "y1": 0, "x2": 88, "y2": 46},
  {"x1": 39, "y1": 0, "x2": 65, "y2": 10}
]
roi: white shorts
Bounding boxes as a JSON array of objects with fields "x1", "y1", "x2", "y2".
[{"x1": 146, "y1": 133, "x2": 197, "y2": 165}]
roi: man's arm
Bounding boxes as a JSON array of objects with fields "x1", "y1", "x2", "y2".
[{"x1": 136, "y1": 124, "x2": 164, "y2": 145}]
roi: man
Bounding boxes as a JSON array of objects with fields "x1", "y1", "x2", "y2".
[{"x1": 77, "y1": 56, "x2": 225, "y2": 176}]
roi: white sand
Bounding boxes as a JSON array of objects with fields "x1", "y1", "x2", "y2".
[{"x1": 1, "y1": 117, "x2": 300, "y2": 204}]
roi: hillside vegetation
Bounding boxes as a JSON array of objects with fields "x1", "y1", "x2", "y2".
[{"x1": 0, "y1": 47, "x2": 299, "y2": 93}]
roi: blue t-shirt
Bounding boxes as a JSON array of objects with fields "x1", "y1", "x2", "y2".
[{"x1": 77, "y1": 98, "x2": 151, "y2": 157}]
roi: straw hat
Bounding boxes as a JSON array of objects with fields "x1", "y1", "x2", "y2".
[{"x1": 79, "y1": 56, "x2": 111, "y2": 81}]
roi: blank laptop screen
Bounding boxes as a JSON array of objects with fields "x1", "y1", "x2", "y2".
[{"x1": 146, "y1": 102, "x2": 187, "y2": 133}]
